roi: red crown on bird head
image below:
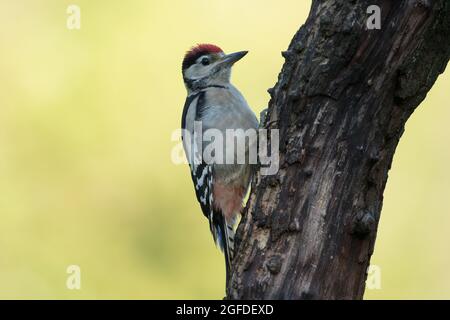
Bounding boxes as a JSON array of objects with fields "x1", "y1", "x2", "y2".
[{"x1": 182, "y1": 44, "x2": 224, "y2": 71}]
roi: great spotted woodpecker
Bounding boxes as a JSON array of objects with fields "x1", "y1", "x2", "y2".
[{"x1": 181, "y1": 44, "x2": 258, "y2": 280}]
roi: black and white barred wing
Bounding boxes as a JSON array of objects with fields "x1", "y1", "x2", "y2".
[
  {"x1": 189, "y1": 162, "x2": 213, "y2": 221},
  {"x1": 181, "y1": 93, "x2": 234, "y2": 274},
  {"x1": 189, "y1": 162, "x2": 233, "y2": 267}
]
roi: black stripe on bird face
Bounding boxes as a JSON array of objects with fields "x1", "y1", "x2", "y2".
[{"x1": 182, "y1": 50, "x2": 211, "y2": 71}]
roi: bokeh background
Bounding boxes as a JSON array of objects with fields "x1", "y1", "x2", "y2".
[{"x1": 0, "y1": 0, "x2": 449, "y2": 299}]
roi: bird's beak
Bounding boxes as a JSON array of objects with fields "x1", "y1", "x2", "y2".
[{"x1": 219, "y1": 51, "x2": 248, "y2": 67}]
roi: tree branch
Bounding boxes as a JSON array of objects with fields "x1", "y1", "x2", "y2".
[{"x1": 228, "y1": 0, "x2": 450, "y2": 299}]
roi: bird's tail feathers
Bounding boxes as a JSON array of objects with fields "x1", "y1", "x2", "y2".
[{"x1": 212, "y1": 211, "x2": 235, "y2": 283}]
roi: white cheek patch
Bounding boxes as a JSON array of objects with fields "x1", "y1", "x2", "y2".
[
  {"x1": 184, "y1": 55, "x2": 223, "y2": 81},
  {"x1": 184, "y1": 65, "x2": 201, "y2": 80},
  {"x1": 185, "y1": 65, "x2": 210, "y2": 80}
]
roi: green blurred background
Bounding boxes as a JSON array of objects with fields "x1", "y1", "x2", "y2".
[{"x1": 0, "y1": 0, "x2": 449, "y2": 299}]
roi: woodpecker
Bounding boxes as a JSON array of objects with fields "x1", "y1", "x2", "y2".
[{"x1": 181, "y1": 44, "x2": 258, "y2": 279}]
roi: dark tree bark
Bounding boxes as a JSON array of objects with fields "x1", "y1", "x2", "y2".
[{"x1": 228, "y1": 0, "x2": 450, "y2": 299}]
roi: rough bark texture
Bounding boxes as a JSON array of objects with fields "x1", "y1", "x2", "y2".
[{"x1": 228, "y1": 0, "x2": 450, "y2": 300}]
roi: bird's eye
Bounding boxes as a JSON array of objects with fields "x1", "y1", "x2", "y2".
[{"x1": 201, "y1": 57, "x2": 210, "y2": 66}]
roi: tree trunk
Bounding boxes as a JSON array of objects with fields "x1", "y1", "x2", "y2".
[{"x1": 228, "y1": 0, "x2": 450, "y2": 300}]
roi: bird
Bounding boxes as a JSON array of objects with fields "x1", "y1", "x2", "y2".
[{"x1": 180, "y1": 44, "x2": 258, "y2": 281}]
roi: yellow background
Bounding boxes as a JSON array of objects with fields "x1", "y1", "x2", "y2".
[{"x1": 0, "y1": 0, "x2": 449, "y2": 299}]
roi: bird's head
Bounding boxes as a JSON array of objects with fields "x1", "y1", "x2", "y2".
[{"x1": 182, "y1": 44, "x2": 248, "y2": 93}]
